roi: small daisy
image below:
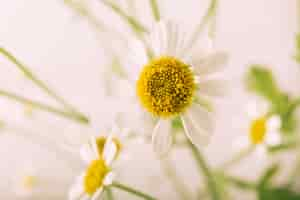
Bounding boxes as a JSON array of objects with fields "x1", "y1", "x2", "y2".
[
  {"x1": 69, "y1": 134, "x2": 121, "y2": 200},
  {"x1": 125, "y1": 20, "x2": 228, "y2": 155},
  {"x1": 234, "y1": 98, "x2": 282, "y2": 159}
]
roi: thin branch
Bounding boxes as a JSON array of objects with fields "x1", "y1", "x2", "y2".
[
  {"x1": 0, "y1": 47, "x2": 89, "y2": 122},
  {"x1": 0, "y1": 89, "x2": 89, "y2": 124},
  {"x1": 111, "y1": 182, "x2": 157, "y2": 200},
  {"x1": 149, "y1": 0, "x2": 160, "y2": 21}
]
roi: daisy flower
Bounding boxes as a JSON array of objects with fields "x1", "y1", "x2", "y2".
[
  {"x1": 69, "y1": 134, "x2": 121, "y2": 200},
  {"x1": 234, "y1": 98, "x2": 282, "y2": 159},
  {"x1": 124, "y1": 20, "x2": 228, "y2": 155}
]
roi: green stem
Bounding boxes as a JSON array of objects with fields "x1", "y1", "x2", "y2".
[
  {"x1": 223, "y1": 175, "x2": 257, "y2": 191},
  {"x1": 106, "y1": 188, "x2": 114, "y2": 200},
  {"x1": 160, "y1": 158, "x2": 192, "y2": 200},
  {"x1": 184, "y1": 0, "x2": 218, "y2": 52},
  {"x1": 188, "y1": 142, "x2": 220, "y2": 200},
  {"x1": 111, "y1": 182, "x2": 157, "y2": 200},
  {"x1": 220, "y1": 145, "x2": 255, "y2": 170},
  {"x1": 0, "y1": 47, "x2": 89, "y2": 122},
  {"x1": 149, "y1": 0, "x2": 160, "y2": 21},
  {"x1": 101, "y1": 0, "x2": 148, "y2": 34},
  {"x1": 0, "y1": 89, "x2": 89, "y2": 124}
]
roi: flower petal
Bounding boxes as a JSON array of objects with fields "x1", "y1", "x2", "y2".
[
  {"x1": 91, "y1": 188, "x2": 104, "y2": 200},
  {"x1": 265, "y1": 131, "x2": 281, "y2": 146},
  {"x1": 197, "y1": 79, "x2": 228, "y2": 98},
  {"x1": 103, "y1": 172, "x2": 115, "y2": 186},
  {"x1": 192, "y1": 51, "x2": 228, "y2": 75},
  {"x1": 69, "y1": 175, "x2": 85, "y2": 200},
  {"x1": 103, "y1": 136, "x2": 118, "y2": 166},
  {"x1": 79, "y1": 143, "x2": 95, "y2": 164},
  {"x1": 152, "y1": 119, "x2": 173, "y2": 156},
  {"x1": 266, "y1": 115, "x2": 282, "y2": 132},
  {"x1": 181, "y1": 104, "x2": 214, "y2": 148}
]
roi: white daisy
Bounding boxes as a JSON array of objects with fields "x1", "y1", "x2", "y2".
[
  {"x1": 69, "y1": 135, "x2": 120, "y2": 200},
  {"x1": 124, "y1": 20, "x2": 228, "y2": 155},
  {"x1": 234, "y1": 98, "x2": 282, "y2": 159}
]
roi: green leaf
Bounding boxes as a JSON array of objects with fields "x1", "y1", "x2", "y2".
[
  {"x1": 258, "y1": 187, "x2": 300, "y2": 200},
  {"x1": 294, "y1": 34, "x2": 300, "y2": 63},
  {"x1": 246, "y1": 65, "x2": 281, "y2": 101},
  {"x1": 258, "y1": 163, "x2": 280, "y2": 188}
]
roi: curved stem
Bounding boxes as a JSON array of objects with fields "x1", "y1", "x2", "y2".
[
  {"x1": 160, "y1": 158, "x2": 192, "y2": 200},
  {"x1": 0, "y1": 47, "x2": 89, "y2": 122},
  {"x1": 188, "y1": 142, "x2": 220, "y2": 200},
  {"x1": 100, "y1": 0, "x2": 148, "y2": 34},
  {"x1": 149, "y1": 0, "x2": 160, "y2": 21},
  {"x1": 184, "y1": 0, "x2": 218, "y2": 53},
  {"x1": 0, "y1": 89, "x2": 89, "y2": 124},
  {"x1": 220, "y1": 145, "x2": 255, "y2": 170},
  {"x1": 111, "y1": 182, "x2": 157, "y2": 200}
]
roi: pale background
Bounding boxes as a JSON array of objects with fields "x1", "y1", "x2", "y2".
[{"x1": 0, "y1": 0, "x2": 299, "y2": 199}]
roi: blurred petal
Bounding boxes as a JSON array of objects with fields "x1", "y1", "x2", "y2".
[
  {"x1": 69, "y1": 175, "x2": 85, "y2": 200},
  {"x1": 91, "y1": 188, "x2": 103, "y2": 200},
  {"x1": 152, "y1": 119, "x2": 173, "y2": 156},
  {"x1": 103, "y1": 136, "x2": 117, "y2": 166},
  {"x1": 79, "y1": 143, "x2": 94, "y2": 164},
  {"x1": 266, "y1": 115, "x2": 282, "y2": 132},
  {"x1": 103, "y1": 172, "x2": 115, "y2": 186},
  {"x1": 192, "y1": 51, "x2": 228, "y2": 75},
  {"x1": 197, "y1": 79, "x2": 228, "y2": 98},
  {"x1": 265, "y1": 132, "x2": 281, "y2": 146},
  {"x1": 181, "y1": 103, "x2": 214, "y2": 148}
]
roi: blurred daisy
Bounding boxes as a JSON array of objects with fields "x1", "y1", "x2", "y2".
[
  {"x1": 12, "y1": 166, "x2": 39, "y2": 198},
  {"x1": 69, "y1": 134, "x2": 120, "y2": 200},
  {"x1": 234, "y1": 98, "x2": 282, "y2": 159},
  {"x1": 124, "y1": 20, "x2": 228, "y2": 155}
]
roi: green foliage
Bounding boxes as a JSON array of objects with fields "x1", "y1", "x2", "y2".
[
  {"x1": 294, "y1": 33, "x2": 300, "y2": 63},
  {"x1": 258, "y1": 163, "x2": 280, "y2": 188},
  {"x1": 246, "y1": 66, "x2": 281, "y2": 101},
  {"x1": 246, "y1": 66, "x2": 298, "y2": 133},
  {"x1": 258, "y1": 187, "x2": 300, "y2": 200}
]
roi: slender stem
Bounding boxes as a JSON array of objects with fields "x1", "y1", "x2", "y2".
[
  {"x1": 184, "y1": 0, "x2": 218, "y2": 53},
  {"x1": 220, "y1": 145, "x2": 255, "y2": 170},
  {"x1": 0, "y1": 89, "x2": 89, "y2": 124},
  {"x1": 223, "y1": 175, "x2": 257, "y2": 191},
  {"x1": 0, "y1": 47, "x2": 89, "y2": 121},
  {"x1": 188, "y1": 142, "x2": 220, "y2": 200},
  {"x1": 111, "y1": 182, "x2": 157, "y2": 200},
  {"x1": 160, "y1": 158, "x2": 192, "y2": 200},
  {"x1": 101, "y1": 0, "x2": 148, "y2": 34},
  {"x1": 149, "y1": 0, "x2": 160, "y2": 21},
  {"x1": 106, "y1": 188, "x2": 114, "y2": 200}
]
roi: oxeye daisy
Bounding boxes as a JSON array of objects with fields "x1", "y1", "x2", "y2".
[
  {"x1": 125, "y1": 20, "x2": 228, "y2": 155},
  {"x1": 234, "y1": 98, "x2": 282, "y2": 159},
  {"x1": 69, "y1": 135, "x2": 120, "y2": 200}
]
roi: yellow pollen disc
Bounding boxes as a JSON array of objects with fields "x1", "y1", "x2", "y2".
[
  {"x1": 249, "y1": 117, "x2": 267, "y2": 144},
  {"x1": 137, "y1": 56, "x2": 196, "y2": 118},
  {"x1": 96, "y1": 137, "x2": 122, "y2": 158},
  {"x1": 84, "y1": 159, "x2": 110, "y2": 195},
  {"x1": 22, "y1": 176, "x2": 37, "y2": 189}
]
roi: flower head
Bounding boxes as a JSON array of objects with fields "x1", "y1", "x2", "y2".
[{"x1": 124, "y1": 20, "x2": 228, "y2": 155}]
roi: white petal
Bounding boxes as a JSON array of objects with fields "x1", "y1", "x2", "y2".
[
  {"x1": 245, "y1": 97, "x2": 269, "y2": 119},
  {"x1": 90, "y1": 137, "x2": 100, "y2": 160},
  {"x1": 192, "y1": 51, "x2": 228, "y2": 75},
  {"x1": 103, "y1": 136, "x2": 117, "y2": 166},
  {"x1": 265, "y1": 131, "x2": 281, "y2": 146},
  {"x1": 91, "y1": 188, "x2": 104, "y2": 200},
  {"x1": 181, "y1": 104, "x2": 214, "y2": 148},
  {"x1": 103, "y1": 172, "x2": 115, "y2": 186},
  {"x1": 197, "y1": 79, "x2": 228, "y2": 98},
  {"x1": 69, "y1": 176, "x2": 85, "y2": 200},
  {"x1": 266, "y1": 115, "x2": 282, "y2": 132},
  {"x1": 152, "y1": 119, "x2": 173, "y2": 157},
  {"x1": 80, "y1": 143, "x2": 95, "y2": 164},
  {"x1": 254, "y1": 145, "x2": 268, "y2": 160}
]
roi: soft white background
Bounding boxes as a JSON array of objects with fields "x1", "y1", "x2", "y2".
[{"x1": 0, "y1": 0, "x2": 299, "y2": 199}]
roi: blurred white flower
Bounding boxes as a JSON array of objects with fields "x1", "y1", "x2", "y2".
[
  {"x1": 123, "y1": 20, "x2": 228, "y2": 156},
  {"x1": 69, "y1": 134, "x2": 119, "y2": 200},
  {"x1": 234, "y1": 98, "x2": 282, "y2": 159}
]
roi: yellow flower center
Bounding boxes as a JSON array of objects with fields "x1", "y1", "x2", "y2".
[
  {"x1": 249, "y1": 117, "x2": 267, "y2": 144},
  {"x1": 84, "y1": 159, "x2": 110, "y2": 195},
  {"x1": 136, "y1": 56, "x2": 196, "y2": 118},
  {"x1": 22, "y1": 175, "x2": 37, "y2": 189},
  {"x1": 96, "y1": 137, "x2": 122, "y2": 158}
]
